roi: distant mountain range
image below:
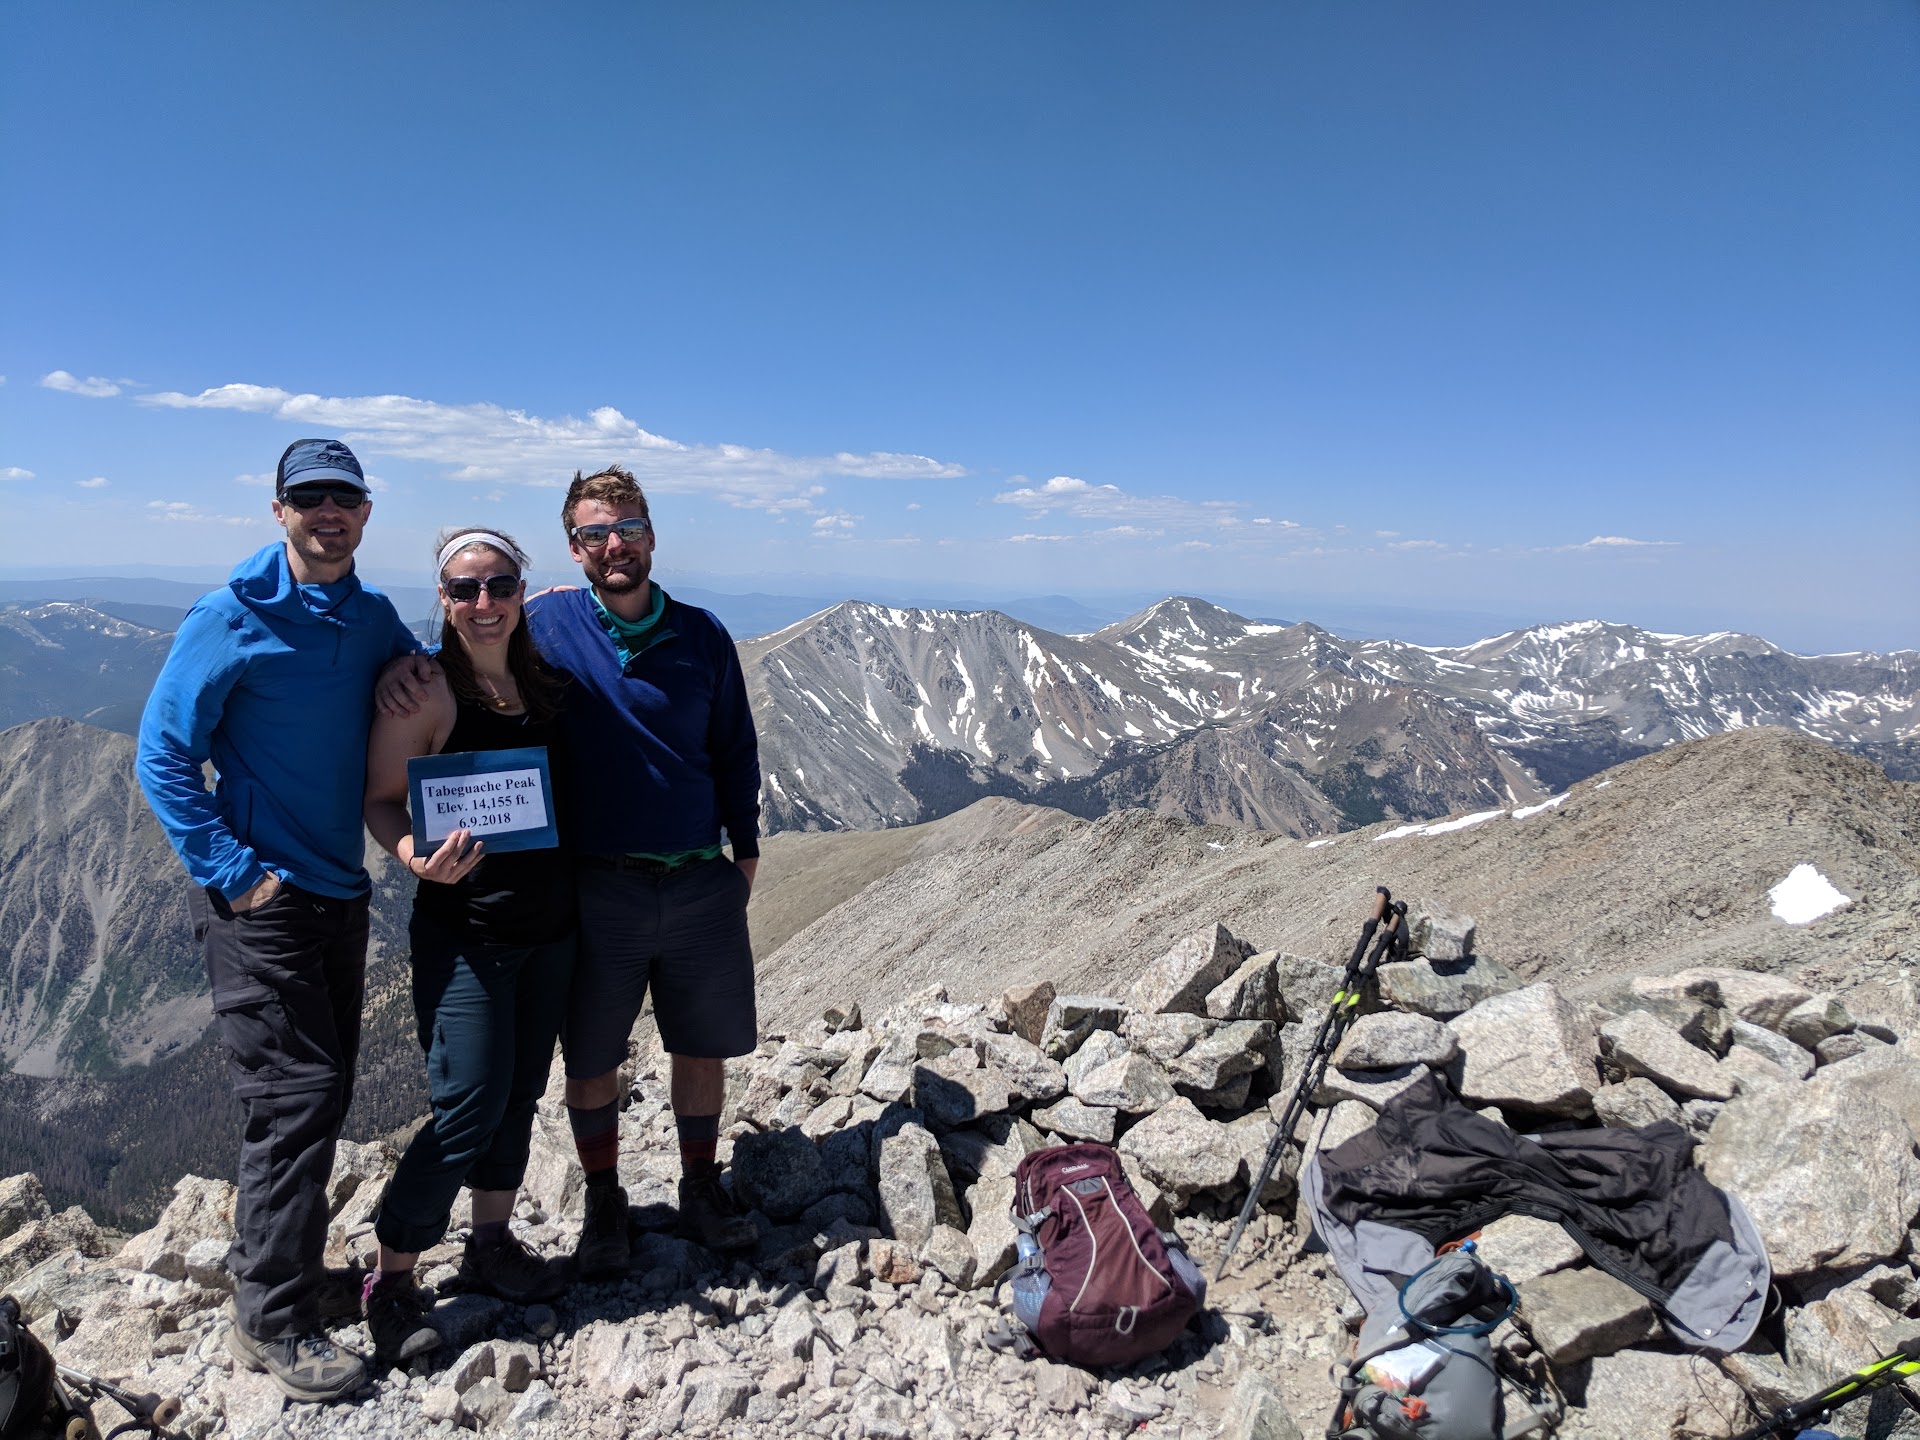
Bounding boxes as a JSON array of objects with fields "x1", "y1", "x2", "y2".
[
  {"x1": 744, "y1": 597, "x2": 1919, "y2": 835},
  {"x1": 4, "y1": 590, "x2": 1914, "y2": 837}
]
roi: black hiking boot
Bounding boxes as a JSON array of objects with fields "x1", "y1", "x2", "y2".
[
  {"x1": 575, "y1": 1181, "x2": 632, "y2": 1280},
  {"x1": 677, "y1": 1163, "x2": 757, "y2": 1252},
  {"x1": 459, "y1": 1231, "x2": 565, "y2": 1304},
  {"x1": 361, "y1": 1274, "x2": 440, "y2": 1371}
]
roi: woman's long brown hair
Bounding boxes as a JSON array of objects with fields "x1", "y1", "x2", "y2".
[{"x1": 433, "y1": 529, "x2": 566, "y2": 724}]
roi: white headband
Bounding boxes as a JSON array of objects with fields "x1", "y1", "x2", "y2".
[{"x1": 436, "y1": 531, "x2": 524, "y2": 575}]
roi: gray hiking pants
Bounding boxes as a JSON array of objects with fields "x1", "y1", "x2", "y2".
[{"x1": 192, "y1": 883, "x2": 368, "y2": 1340}]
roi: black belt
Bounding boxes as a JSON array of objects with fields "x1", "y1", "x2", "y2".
[{"x1": 580, "y1": 853, "x2": 708, "y2": 876}]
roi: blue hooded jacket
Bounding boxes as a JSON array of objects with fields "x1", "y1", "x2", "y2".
[{"x1": 137, "y1": 543, "x2": 418, "y2": 900}]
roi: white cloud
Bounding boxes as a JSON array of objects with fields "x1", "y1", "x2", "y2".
[
  {"x1": 1007, "y1": 533, "x2": 1071, "y2": 543},
  {"x1": 811, "y1": 512, "x2": 859, "y2": 534},
  {"x1": 235, "y1": 471, "x2": 276, "y2": 487},
  {"x1": 993, "y1": 474, "x2": 1241, "y2": 532},
  {"x1": 147, "y1": 500, "x2": 257, "y2": 526},
  {"x1": 1388, "y1": 539, "x2": 1446, "y2": 551},
  {"x1": 1573, "y1": 535, "x2": 1679, "y2": 550},
  {"x1": 139, "y1": 382, "x2": 966, "y2": 514},
  {"x1": 1, "y1": 466, "x2": 33, "y2": 481},
  {"x1": 77, "y1": 476, "x2": 110, "y2": 489},
  {"x1": 41, "y1": 370, "x2": 122, "y2": 398}
]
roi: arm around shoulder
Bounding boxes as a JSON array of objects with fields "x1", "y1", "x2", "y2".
[{"x1": 364, "y1": 669, "x2": 456, "y2": 867}]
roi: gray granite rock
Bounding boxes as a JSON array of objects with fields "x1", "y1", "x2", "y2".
[
  {"x1": 1728, "y1": 1018, "x2": 1816, "y2": 1079},
  {"x1": 1000, "y1": 981, "x2": 1056, "y2": 1046},
  {"x1": 1220, "y1": 1369, "x2": 1305, "y2": 1440},
  {"x1": 730, "y1": 1126, "x2": 831, "y2": 1220},
  {"x1": 913, "y1": 1056, "x2": 1017, "y2": 1132},
  {"x1": 1780, "y1": 994, "x2": 1856, "y2": 1051},
  {"x1": 1206, "y1": 952, "x2": 1283, "y2": 1022},
  {"x1": 1809, "y1": 1046, "x2": 1920, "y2": 1149},
  {"x1": 1120, "y1": 1011, "x2": 1216, "y2": 1066},
  {"x1": 1041, "y1": 994, "x2": 1127, "y2": 1060},
  {"x1": 1589, "y1": 1077, "x2": 1684, "y2": 1129},
  {"x1": 1474, "y1": 1215, "x2": 1583, "y2": 1284},
  {"x1": 1599, "y1": 1010, "x2": 1735, "y2": 1101},
  {"x1": 1702, "y1": 1083, "x2": 1920, "y2": 1275},
  {"x1": 1074, "y1": 1052, "x2": 1177, "y2": 1113},
  {"x1": 965, "y1": 1175, "x2": 1019, "y2": 1287},
  {"x1": 1451, "y1": 984, "x2": 1598, "y2": 1116},
  {"x1": 1408, "y1": 903, "x2": 1475, "y2": 962},
  {"x1": 1633, "y1": 968, "x2": 1813, "y2": 1030},
  {"x1": 1273, "y1": 952, "x2": 1346, "y2": 1023},
  {"x1": 1374, "y1": 954, "x2": 1520, "y2": 1019},
  {"x1": 1128, "y1": 923, "x2": 1255, "y2": 1016},
  {"x1": 1516, "y1": 1266, "x2": 1661, "y2": 1365},
  {"x1": 1310, "y1": 1063, "x2": 1426, "y2": 1113},
  {"x1": 1117, "y1": 1097, "x2": 1241, "y2": 1199},
  {"x1": 974, "y1": 1030, "x2": 1068, "y2": 1106},
  {"x1": 1330, "y1": 1011, "x2": 1459, "y2": 1071},
  {"x1": 876, "y1": 1122, "x2": 963, "y2": 1251},
  {"x1": 0, "y1": 1174, "x2": 50, "y2": 1244},
  {"x1": 1167, "y1": 1020, "x2": 1275, "y2": 1090},
  {"x1": 1062, "y1": 1027, "x2": 1131, "y2": 1090},
  {"x1": 916, "y1": 1224, "x2": 977, "y2": 1288},
  {"x1": 1573, "y1": 1347, "x2": 1756, "y2": 1439},
  {"x1": 1029, "y1": 1096, "x2": 1118, "y2": 1143}
]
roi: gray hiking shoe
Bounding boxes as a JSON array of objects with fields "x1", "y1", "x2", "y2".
[
  {"x1": 678, "y1": 1164, "x2": 757, "y2": 1252},
  {"x1": 225, "y1": 1307, "x2": 366, "y2": 1403},
  {"x1": 575, "y1": 1182, "x2": 632, "y2": 1279},
  {"x1": 362, "y1": 1274, "x2": 441, "y2": 1370},
  {"x1": 460, "y1": 1231, "x2": 565, "y2": 1304}
]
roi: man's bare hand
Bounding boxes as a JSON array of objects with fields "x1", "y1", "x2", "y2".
[
  {"x1": 376, "y1": 653, "x2": 439, "y2": 719},
  {"x1": 230, "y1": 872, "x2": 282, "y2": 913},
  {"x1": 736, "y1": 856, "x2": 757, "y2": 898}
]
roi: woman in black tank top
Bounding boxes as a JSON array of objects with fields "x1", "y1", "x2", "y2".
[{"x1": 360, "y1": 527, "x2": 575, "y2": 1368}]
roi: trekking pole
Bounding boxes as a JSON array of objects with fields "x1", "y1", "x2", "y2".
[
  {"x1": 1216, "y1": 887, "x2": 1405, "y2": 1279},
  {"x1": 54, "y1": 1365, "x2": 182, "y2": 1439},
  {"x1": 1726, "y1": 1335, "x2": 1920, "y2": 1439}
]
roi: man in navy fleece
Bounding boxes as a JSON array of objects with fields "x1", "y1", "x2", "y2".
[
  {"x1": 523, "y1": 465, "x2": 762, "y2": 1273},
  {"x1": 137, "y1": 439, "x2": 417, "y2": 1403}
]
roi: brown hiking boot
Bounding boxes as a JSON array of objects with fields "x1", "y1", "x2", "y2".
[
  {"x1": 460, "y1": 1231, "x2": 565, "y2": 1304},
  {"x1": 574, "y1": 1181, "x2": 632, "y2": 1279},
  {"x1": 677, "y1": 1164, "x2": 757, "y2": 1252},
  {"x1": 225, "y1": 1304, "x2": 367, "y2": 1403}
]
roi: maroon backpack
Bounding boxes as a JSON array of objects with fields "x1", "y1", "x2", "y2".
[{"x1": 999, "y1": 1143, "x2": 1206, "y2": 1368}]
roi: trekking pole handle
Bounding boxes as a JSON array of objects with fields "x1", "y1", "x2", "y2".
[{"x1": 1367, "y1": 886, "x2": 1389, "y2": 923}]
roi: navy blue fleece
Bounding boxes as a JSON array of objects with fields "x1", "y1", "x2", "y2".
[{"x1": 524, "y1": 587, "x2": 761, "y2": 859}]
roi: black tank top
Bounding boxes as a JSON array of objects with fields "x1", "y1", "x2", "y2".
[{"x1": 410, "y1": 695, "x2": 574, "y2": 945}]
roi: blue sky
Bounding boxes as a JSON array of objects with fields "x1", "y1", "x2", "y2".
[{"x1": 3, "y1": 2, "x2": 1915, "y2": 651}]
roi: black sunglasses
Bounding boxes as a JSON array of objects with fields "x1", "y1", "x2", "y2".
[
  {"x1": 441, "y1": 574, "x2": 522, "y2": 602},
  {"x1": 281, "y1": 483, "x2": 367, "y2": 511},
  {"x1": 569, "y1": 519, "x2": 651, "y2": 548}
]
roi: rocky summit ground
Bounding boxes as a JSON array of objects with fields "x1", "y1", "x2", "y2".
[{"x1": 3, "y1": 726, "x2": 1917, "y2": 1440}]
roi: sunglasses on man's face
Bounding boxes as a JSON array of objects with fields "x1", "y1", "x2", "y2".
[
  {"x1": 281, "y1": 483, "x2": 367, "y2": 511},
  {"x1": 569, "y1": 519, "x2": 651, "y2": 549},
  {"x1": 442, "y1": 574, "x2": 522, "y2": 603}
]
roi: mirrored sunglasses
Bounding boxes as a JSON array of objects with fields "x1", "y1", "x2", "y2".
[
  {"x1": 569, "y1": 519, "x2": 651, "y2": 548},
  {"x1": 442, "y1": 574, "x2": 522, "y2": 603},
  {"x1": 281, "y1": 483, "x2": 367, "y2": 511}
]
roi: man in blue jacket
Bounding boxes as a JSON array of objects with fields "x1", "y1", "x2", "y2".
[{"x1": 137, "y1": 439, "x2": 418, "y2": 1403}]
